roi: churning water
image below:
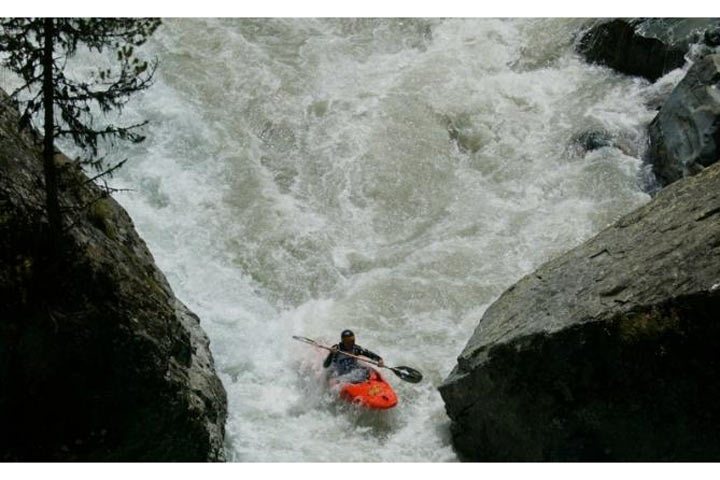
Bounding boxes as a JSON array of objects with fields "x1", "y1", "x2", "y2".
[{"x1": 9, "y1": 18, "x2": 685, "y2": 461}]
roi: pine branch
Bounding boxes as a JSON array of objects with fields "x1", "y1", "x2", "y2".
[
  {"x1": 82, "y1": 158, "x2": 128, "y2": 185},
  {"x1": 10, "y1": 73, "x2": 44, "y2": 97}
]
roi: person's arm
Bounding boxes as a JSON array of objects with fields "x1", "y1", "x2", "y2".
[
  {"x1": 357, "y1": 346, "x2": 383, "y2": 363},
  {"x1": 323, "y1": 345, "x2": 338, "y2": 368}
]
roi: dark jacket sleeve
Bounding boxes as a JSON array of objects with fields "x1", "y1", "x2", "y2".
[
  {"x1": 323, "y1": 345, "x2": 337, "y2": 368},
  {"x1": 357, "y1": 346, "x2": 382, "y2": 362}
]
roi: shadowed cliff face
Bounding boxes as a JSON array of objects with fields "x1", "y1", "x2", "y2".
[
  {"x1": 0, "y1": 90, "x2": 227, "y2": 461},
  {"x1": 439, "y1": 162, "x2": 720, "y2": 461}
]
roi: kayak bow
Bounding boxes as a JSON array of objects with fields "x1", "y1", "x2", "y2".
[{"x1": 337, "y1": 368, "x2": 398, "y2": 410}]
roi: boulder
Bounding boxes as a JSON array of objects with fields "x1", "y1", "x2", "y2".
[
  {"x1": 439, "y1": 162, "x2": 720, "y2": 461},
  {"x1": 647, "y1": 54, "x2": 720, "y2": 187},
  {"x1": 0, "y1": 90, "x2": 227, "y2": 461},
  {"x1": 577, "y1": 18, "x2": 720, "y2": 81}
]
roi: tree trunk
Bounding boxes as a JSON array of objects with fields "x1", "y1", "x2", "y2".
[{"x1": 42, "y1": 18, "x2": 61, "y2": 238}]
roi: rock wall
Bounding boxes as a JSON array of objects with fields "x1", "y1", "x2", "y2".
[
  {"x1": 0, "y1": 90, "x2": 227, "y2": 461},
  {"x1": 439, "y1": 162, "x2": 720, "y2": 461}
]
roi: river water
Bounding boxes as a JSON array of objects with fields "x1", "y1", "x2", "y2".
[{"x1": 8, "y1": 18, "x2": 682, "y2": 461}]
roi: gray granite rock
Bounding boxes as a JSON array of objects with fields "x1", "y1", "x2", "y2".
[{"x1": 439, "y1": 162, "x2": 720, "y2": 461}]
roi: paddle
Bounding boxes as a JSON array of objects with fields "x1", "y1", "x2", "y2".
[{"x1": 292, "y1": 335, "x2": 423, "y2": 384}]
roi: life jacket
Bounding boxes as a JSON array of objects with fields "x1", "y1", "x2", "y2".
[{"x1": 333, "y1": 343, "x2": 361, "y2": 375}]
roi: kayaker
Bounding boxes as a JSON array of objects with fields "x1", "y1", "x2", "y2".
[{"x1": 323, "y1": 329, "x2": 384, "y2": 380}]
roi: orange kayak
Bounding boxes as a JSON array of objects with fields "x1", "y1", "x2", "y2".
[{"x1": 338, "y1": 368, "x2": 398, "y2": 410}]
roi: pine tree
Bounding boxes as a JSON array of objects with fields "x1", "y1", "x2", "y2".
[{"x1": 0, "y1": 18, "x2": 161, "y2": 238}]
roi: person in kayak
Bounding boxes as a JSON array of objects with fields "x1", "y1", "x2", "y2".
[{"x1": 323, "y1": 329, "x2": 384, "y2": 382}]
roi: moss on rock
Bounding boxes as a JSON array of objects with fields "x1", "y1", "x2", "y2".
[{"x1": 88, "y1": 198, "x2": 119, "y2": 240}]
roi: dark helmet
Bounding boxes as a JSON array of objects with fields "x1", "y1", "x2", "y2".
[{"x1": 341, "y1": 329, "x2": 355, "y2": 342}]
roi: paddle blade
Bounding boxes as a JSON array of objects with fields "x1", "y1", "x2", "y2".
[
  {"x1": 391, "y1": 366, "x2": 423, "y2": 383},
  {"x1": 292, "y1": 335, "x2": 318, "y2": 346}
]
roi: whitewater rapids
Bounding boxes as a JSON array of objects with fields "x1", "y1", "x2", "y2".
[{"x1": 10, "y1": 18, "x2": 685, "y2": 461}]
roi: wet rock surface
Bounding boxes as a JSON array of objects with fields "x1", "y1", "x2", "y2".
[
  {"x1": 577, "y1": 18, "x2": 720, "y2": 81},
  {"x1": 439, "y1": 162, "x2": 720, "y2": 461},
  {"x1": 0, "y1": 90, "x2": 227, "y2": 461},
  {"x1": 647, "y1": 54, "x2": 720, "y2": 187}
]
